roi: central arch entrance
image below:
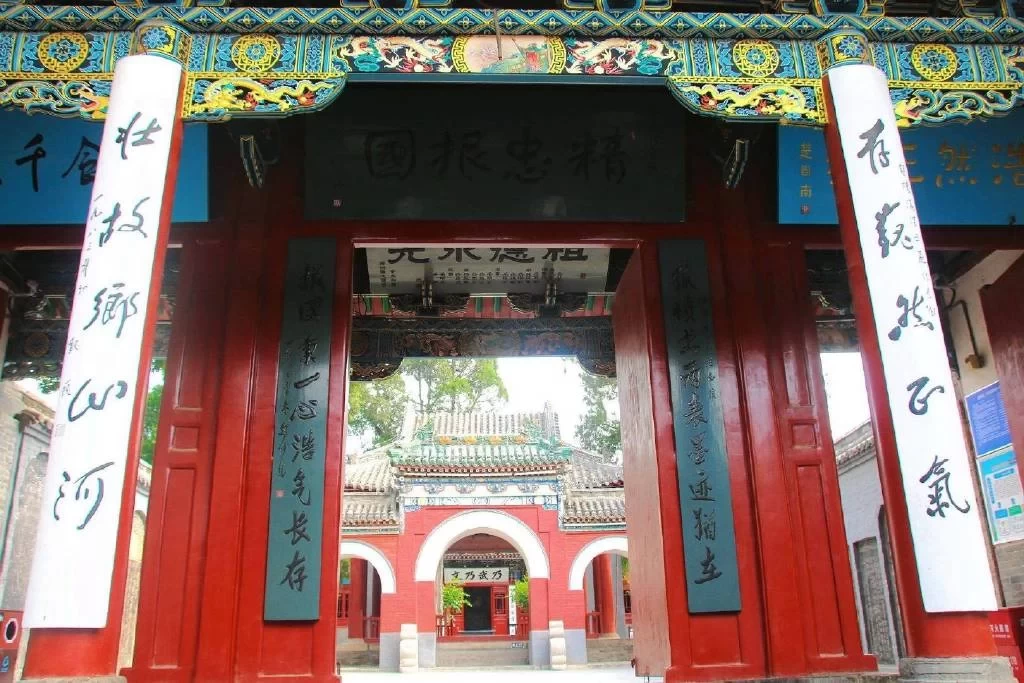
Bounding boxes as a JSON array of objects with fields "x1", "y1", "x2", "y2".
[{"x1": 414, "y1": 510, "x2": 551, "y2": 667}]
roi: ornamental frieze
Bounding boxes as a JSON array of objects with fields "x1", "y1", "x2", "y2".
[{"x1": 0, "y1": 9, "x2": 1022, "y2": 125}]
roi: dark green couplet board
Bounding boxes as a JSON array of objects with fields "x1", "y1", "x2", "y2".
[
  {"x1": 264, "y1": 238, "x2": 336, "y2": 621},
  {"x1": 658, "y1": 240, "x2": 740, "y2": 613}
]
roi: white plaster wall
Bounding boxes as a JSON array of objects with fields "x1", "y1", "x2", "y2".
[
  {"x1": 947, "y1": 250, "x2": 1023, "y2": 395},
  {"x1": 839, "y1": 458, "x2": 884, "y2": 546}
]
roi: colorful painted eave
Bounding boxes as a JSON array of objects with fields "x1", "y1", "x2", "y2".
[
  {"x1": 1, "y1": 5, "x2": 1023, "y2": 126},
  {"x1": 0, "y1": 5, "x2": 1023, "y2": 42}
]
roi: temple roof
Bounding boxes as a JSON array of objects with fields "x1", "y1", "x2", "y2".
[
  {"x1": 343, "y1": 406, "x2": 625, "y2": 529},
  {"x1": 563, "y1": 493, "x2": 627, "y2": 526},
  {"x1": 345, "y1": 453, "x2": 393, "y2": 493},
  {"x1": 569, "y1": 450, "x2": 624, "y2": 489},
  {"x1": 411, "y1": 410, "x2": 560, "y2": 439},
  {"x1": 342, "y1": 493, "x2": 401, "y2": 530},
  {"x1": 835, "y1": 421, "x2": 876, "y2": 473}
]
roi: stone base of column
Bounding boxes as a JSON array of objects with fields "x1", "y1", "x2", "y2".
[
  {"x1": 707, "y1": 675, "x2": 893, "y2": 682},
  {"x1": 899, "y1": 656, "x2": 1015, "y2": 682},
  {"x1": 21, "y1": 678, "x2": 127, "y2": 683}
]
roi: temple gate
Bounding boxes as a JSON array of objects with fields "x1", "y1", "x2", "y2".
[{"x1": 0, "y1": 1, "x2": 1022, "y2": 681}]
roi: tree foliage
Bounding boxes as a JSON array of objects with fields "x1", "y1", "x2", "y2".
[
  {"x1": 512, "y1": 576, "x2": 530, "y2": 610},
  {"x1": 346, "y1": 359, "x2": 509, "y2": 448},
  {"x1": 402, "y1": 359, "x2": 509, "y2": 413},
  {"x1": 37, "y1": 376, "x2": 60, "y2": 394},
  {"x1": 574, "y1": 370, "x2": 621, "y2": 458},
  {"x1": 347, "y1": 372, "x2": 408, "y2": 447},
  {"x1": 140, "y1": 383, "x2": 164, "y2": 465},
  {"x1": 441, "y1": 580, "x2": 473, "y2": 611}
]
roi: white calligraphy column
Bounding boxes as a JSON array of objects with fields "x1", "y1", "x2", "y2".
[
  {"x1": 819, "y1": 32, "x2": 996, "y2": 614},
  {"x1": 24, "y1": 30, "x2": 186, "y2": 628}
]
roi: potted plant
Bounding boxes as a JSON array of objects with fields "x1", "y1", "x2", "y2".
[
  {"x1": 511, "y1": 576, "x2": 529, "y2": 636},
  {"x1": 441, "y1": 580, "x2": 472, "y2": 636}
]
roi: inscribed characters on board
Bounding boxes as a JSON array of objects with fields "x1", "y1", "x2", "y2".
[
  {"x1": 443, "y1": 567, "x2": 510, "y2": 583},
  {"x1": 658, "y1": 240, "x2": 740, "y2": 613},
  {"x1": 264, "y1": 238, "x2": 337, "y2": 621},
  {"x1": 827, "y1": 63, "x2": 996, "y2": 612},
  {"x1": 366, "y1": 247, "x2": 609, "y2": 296},
  {"x1": 305, "y1": 86, "x2": 685, "y2": 223},
  {"x1": 779, "y1": 109, "x2": 1024, "y2": 225},
  {"x1": 0, "y1": 110, "x2": 208, "y2": 225},
  {"x1": 23, "y1": 54, "x2": 185, "y2": 628}
]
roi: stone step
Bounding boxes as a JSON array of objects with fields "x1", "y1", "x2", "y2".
[
  {"x1": 337, "y1": 647, "x2": 380, "y2": 669},
  {"x1": 586, "y1": 637, "x2": 634, "y2": 663},
  {"x1": 436, "y1": 641, "x2": 531, "y2": 668}
]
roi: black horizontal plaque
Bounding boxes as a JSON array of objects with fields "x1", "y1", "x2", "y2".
[{"x1": 305, "y1": 84, "x2": 685, "y2": 223}]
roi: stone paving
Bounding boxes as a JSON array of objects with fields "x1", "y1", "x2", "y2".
[{"x1": 341, "y1": 665, "x2": 662, "y2": 683}]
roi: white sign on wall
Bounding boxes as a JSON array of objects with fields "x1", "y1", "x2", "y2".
[
  {"x1": 443, "y1": 567, "x2": 510, "y2": 584},
  {"x1": 24, "y1": 54, "x2": 184, "y2": 628},
  {"x1": 828, "y1": 64, "x2": 996, "y2": 612},
  {"x1": 367, "y1": 247, "x2": 609, "y2": 296}
]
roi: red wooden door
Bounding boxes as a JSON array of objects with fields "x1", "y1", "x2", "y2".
[
  {"x1": 492, "y1": 587, "x2": 509, "y2": 636},
  {"x1": 981, "y1": 255, "x2": 1024, "y2": 465},
  {"x1": 337, "y1": 587, "x2": 351, "y2": 625}
]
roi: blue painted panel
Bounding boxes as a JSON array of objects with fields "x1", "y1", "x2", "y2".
[
  {"x1": 0, "y1": 110, "x2": 207, "y2": 225},
  {"x1": 658, "y1": 239, "x2": 740, "y2": 613},
  {"x1": 264, "y1": 238, "x2": 336, "y2": 621},
  {"x1": 779, "y1": 111, "x2": 1024, "y2": 225},
  {"x1": 966, "y1": 382, "x2": 1013, "y2": 458}
]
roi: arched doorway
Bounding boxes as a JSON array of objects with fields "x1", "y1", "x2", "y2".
[
  {"x1": 569, "y1": 536, "x2": 632, "y2": 663},
  {"x1": 337, "y1": 541, "x2": 396, "y2": 669},
  {"x1": 438, "y1": 534, "x2": 525, "y2": 640},
  {"x1": 414, "y1": 510, "x2": 550, "y2": 668}
]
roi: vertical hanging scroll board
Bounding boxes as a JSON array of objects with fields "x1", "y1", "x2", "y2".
[
  {"x1": 265, "y1": 238, "x2": 336, "y2": 620},
  {"x1": 659, "y1": 240, "x2": 740, "y2": 613}
]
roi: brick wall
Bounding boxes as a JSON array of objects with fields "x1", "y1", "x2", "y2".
[{"x1": 995, "y1": 540, "x2": 1024, "y2": 606}]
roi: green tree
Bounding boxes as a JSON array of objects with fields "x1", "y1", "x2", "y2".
[
  {"x1": 441, "y1": 580, "x2": 473, "y2": 611},
  {"x1": 346, "y1": 359, "x2": 509, "y2": 448},
  {"x1": 575, "y1": 370, "x2": 621, "y2": 458},
  {"x1": 140, "y1": 359, "x2": 167, "y2": 465},
  {"x1": 512, "y1": 576, "x2": 529, "y2": 611},
  {"x1": 347, "y1": 372, "x2": 408, "y2": 447},
  {"x1": 37, "y1": 376, "x2": 60, "y2": 394},
  {"x1": 403, "y1": 359, "x2": 508, "y2": 413}
]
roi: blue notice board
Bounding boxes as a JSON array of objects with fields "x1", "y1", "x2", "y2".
[
  {"x1": 0, "y1": 110, "x2": 208, "y2": 225},
  {"x1": 978, "y1": 448, "x2": 1024, "y2": 543},
  {"x1": 966, "y1": 382, "x2": 1013, "y2": 458},
  {"x1": 779, "y1": 109, "x2": 1024, "y2": 225}
]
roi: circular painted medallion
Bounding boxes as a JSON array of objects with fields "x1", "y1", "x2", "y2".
[
  {"x1": 732, "y1": 40, "x2": 780, "y2": 79},
  {"x1": 37, "y1": 32, "x2": 89, "y2": 73},
  {"x1": 911, "y1": 44, "x2": 958, "y2": 82},
  {"x1": 231, "y1": 34, "x2": 282, "y2": 73}
]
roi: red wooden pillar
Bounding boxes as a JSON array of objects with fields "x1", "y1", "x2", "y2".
[
  {"x1": 349, "y1": 559, "x2": 367, "y2": 639},
  {"x1": 822, "y1": 62, "x2": 999, "y2": 661},
  {"x1": 614, "y1": 113, "x2": 874, "y2": 682},
  {"x1": 593, "y1": 555, "x2": 617, "y2": 636}
]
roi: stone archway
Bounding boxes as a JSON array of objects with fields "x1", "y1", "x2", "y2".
[
  {"x1": 568, "y1": 536, "x2": 628, "y2": 591},
  {"x1": 340, "y1": 540, "x2": 397, "y2": 593},
  {"x1": 414, "y1": 510, "x2": 549, "y2": 582}
]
